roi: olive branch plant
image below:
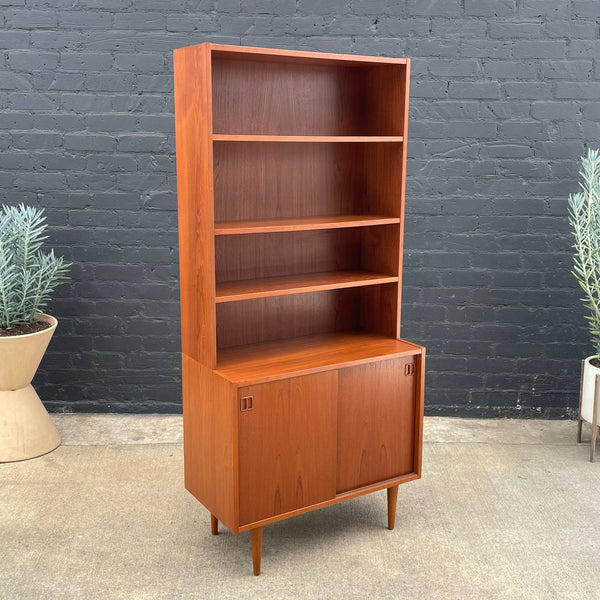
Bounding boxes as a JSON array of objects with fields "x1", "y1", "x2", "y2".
[
  {"x1": 0, "y1": 204, "x2": 70, "y2": 328},
  {"x1": 568, "y1": 149, "x2": 600, "y2": 356}
]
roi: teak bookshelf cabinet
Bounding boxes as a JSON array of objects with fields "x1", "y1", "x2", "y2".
[{"x1": 174, "y1": 43, "x2": 425, "y2": 576}]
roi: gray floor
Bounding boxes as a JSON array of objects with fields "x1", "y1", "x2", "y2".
[{"x1": 1, "y1": 416, "x2": 599, "y2": 600}]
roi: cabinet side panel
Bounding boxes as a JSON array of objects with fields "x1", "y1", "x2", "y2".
[
  {"x1": 337, "y1": 357, "x2": 416, "y2": 494},
  {"x1": 359, "y1": 284, "x2": 398, "y2": 338},
  {"x1": 182, "y1": 353, "x2": 237, "y2": 532},
  {"x1": 366, "y1": 64, "x2": 406, "y2": 136},
  {"x1": 238, "y1": 371, "x2": 338, "y2": 526},
  {"x1": 397, "y1": 60, "x2": 410, "y2": 337},
  {"x1": 414, "y1": 350, "x2": 425, "y2": 477},
  {"x1": 174, "y1": 44, "x2": 216, "y2": 367}
]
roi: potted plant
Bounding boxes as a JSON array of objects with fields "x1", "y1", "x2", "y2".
[
  {"x1": 568, "y1": 149, "x2": 600, "y2": 460},
  {"x1": 0, "y1": 204, "x2": 70, "y2": 462}
]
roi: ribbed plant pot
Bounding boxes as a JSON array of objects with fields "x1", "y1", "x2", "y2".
[{"x1": 0, "y1": 313, "x2": 60, "y2": 462}]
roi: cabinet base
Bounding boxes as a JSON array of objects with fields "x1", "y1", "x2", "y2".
[
  {"x1": 211, "y1": 485, "x2": 400, "y2": 575},
  {"x1": 387, "y1": 485, "x2": 399, "y2": 530},
  {"x1": 250, "y1": 527, "x2": 263, "y2": 576}
]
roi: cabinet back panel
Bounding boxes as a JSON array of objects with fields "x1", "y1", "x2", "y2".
[
  {"x1": 366, "y1": 65, "x2": 407, "y2": 138},
  {"x1": 214, "y1": 59, "x2": 354, "y2": 135},
  {"x1": 213, "y1": 142, "x2": 365, "y2": 222},
  {"x1": 215, "y1": 229, "x2": 362, "y2": 283},
  {"x1": 215, "y1": 226, "x2": 399, "y2": 284},
  {"x1": 360, "y1": 284, "x2": 399, "y2": 339},
  {"x1": 217, "y1": 288, "x2": 361, "y2": 350},
  {"x1": 363, "y1": 143, "x2": 404, "y2": 218},
  {"x1": 212, "y1": 57, "x2": 406, "y2": 136}
]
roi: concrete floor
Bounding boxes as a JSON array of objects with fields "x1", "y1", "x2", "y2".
[{"x1": 1, "y1": 416, "x2": 599, "y2": 600}]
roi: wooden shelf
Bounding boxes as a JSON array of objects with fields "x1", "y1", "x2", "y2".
[
  {"x1": 214, "y1": 215, "x2": 401, "y2": 235},
  {"x1": 216, "y1": 270, "x2": 398, "y2": 303},
  {"x1": 210, "y1": 43, "x2": 408, "y2": 67},
  {"x1": 212, "y1": 134, "x2": 404, "y2": 143},
  {"x1": 216, "y1": 331, "x2": 422, "y2": 385}
]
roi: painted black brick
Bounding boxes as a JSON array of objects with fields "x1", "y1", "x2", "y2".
[{"x1": 0, "y1": 0, "x2": 597, "y2": 417}]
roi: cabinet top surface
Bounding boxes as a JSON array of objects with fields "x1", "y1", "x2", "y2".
[
  {"x1": 174, "y1": 42, "x2": 409, "y2": 67},
  {"x1": 215, "y1": 332, "x2": 424, "y2": 386}
]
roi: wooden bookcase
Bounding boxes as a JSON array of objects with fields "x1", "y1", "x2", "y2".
[{"x1": 174, "y1": 43, "x2": 425, "y2": 576}]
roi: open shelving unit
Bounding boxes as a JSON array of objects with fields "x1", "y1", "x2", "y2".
[{"x1": 174, "y1": 42, "x2": 425, "y2": 576}]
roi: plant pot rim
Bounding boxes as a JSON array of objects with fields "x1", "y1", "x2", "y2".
[{"x1": 0, "y1": 313, "x2": 57, "y2": 340}]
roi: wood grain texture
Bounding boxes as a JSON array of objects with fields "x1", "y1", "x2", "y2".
[
  {"x1": 216, "y1": 289, "x2": 361, "y2": 350},
  {"x1": 362, "y1": 139, "x2": 404, "y2": 219},
  {"x1": 215, "y1": 228, "x2": 363, "y2": 283},
  {"x1": 367, "y1": 65, "x2": 407, "y2": 138},
  {"x1": 213, "y1": 135, "x2": 403, "y2": 142},
  {"x1": 176, "y1": 44, "x2": 424, "y2": 558},
  {"x1": 360, "y1": 225, "x2": 400, "y2": 277},
  {"x1": 215, "y1": 227, "x2": 398, "y2": 289},
  {"x1": 387, "y1": 485, "x2": 399, "y2": 530},
  {"x1": 238, "y1": 472, "x2": 418, "y2": 532},
  {"x1": 212, "y1": 53, "x2": 405, "y2": 136},
  {"x1": 213, "y1": 141, "x2": 403, "y2": 222},
  {"x1": 336, "y1": 358, "x2": 417, "y2": 493},
  {"x1": 212, "y1": 59, "x2": 365, "y2": 136},
  {"x1": 211, "y1": 44, "x2": 407, "y2": 67},
  {"x1": 413, "y1": 351, "x2": 426, "y2": 477},
  {"x1": 250, "y1": 527, "x2": 263, "y2": 576},
  {"x1": 216, "y1": 271, "x2": 398, "y2": 303},
  {"x1": 214, "y1": 215, "x2": 401, "y2": 235},
  {"x1": 182, "y1": 354, "x2": 237, "y2": 532},
  {"x1": 238, "y1": 371, "x2": 337, "y2": 525},
  {"x1": 173, "y1": 43, "x2": 216, "y2": 367},
  {"x1": 396, "y1": 60, "x2": 410, "y2": 338},
  {"x1": 216, "y1": 331, "x2": 423, "y2": 386},
  {"x1": 359, "y1": 284, "x2": 399, "y2": 339},
  {"x1": 216, "y1": 285, "x2": 400, "y2": 352}
]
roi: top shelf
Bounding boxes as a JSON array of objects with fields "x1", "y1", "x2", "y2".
[
  {"x1": 209, "y1": 43, "x2": 408, "y2": 67},
  {"x1": 212, "y1": 135, "x2": 404, "y2": 143}
]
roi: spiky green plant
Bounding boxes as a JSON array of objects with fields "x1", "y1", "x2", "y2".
[
  {"x1": 568, "y1": 149, "x2": 600, "y2": 355},
  {"x1": 0, "y1": 204, "x2": 70, "y2": 328}
]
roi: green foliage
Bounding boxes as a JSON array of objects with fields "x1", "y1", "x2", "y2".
[
  {"x1": 568, "y1": 149, "x2": 600, "y2": 355},
  {"x1": 0, "y1": 204, "x2": 70, "y2": 328}
]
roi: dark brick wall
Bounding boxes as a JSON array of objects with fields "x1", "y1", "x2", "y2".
[{"x1": 0, "y1": 0, "x2": 597, "y2": 416}]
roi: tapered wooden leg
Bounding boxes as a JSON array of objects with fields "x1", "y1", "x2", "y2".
[
  {"x1": 591, "y1": 375, "x2": 600, "y2": 462},
  {"x1": 578, "y1": 359, "x2": 585, "y2": 443},
  {"x1": 210, "y1": 514, "x2": 218, "y2": 535},
  {"x1": 250, "y1": 527, "x2": 263, "y2": 576},
  {"x1": 387, "y1": 485, "x2": 399, "y2": 530}
]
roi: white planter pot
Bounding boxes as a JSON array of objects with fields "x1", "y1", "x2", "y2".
[
  {"x1": 0, "y1": 313, "x2": 61, "y2": 462},
  {"x1": 581, "y1": 356, "x2": 600, "y2": 424}
]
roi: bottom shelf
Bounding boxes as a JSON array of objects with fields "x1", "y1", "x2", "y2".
[{"x1": 215, "y1": 331, "x2": 423, "y2": 385}]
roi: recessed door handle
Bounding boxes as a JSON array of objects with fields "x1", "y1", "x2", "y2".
[{"x1": 240, "y1": 396, "x2": 253, "y2": 411}]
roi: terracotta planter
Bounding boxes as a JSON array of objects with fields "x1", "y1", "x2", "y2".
[{"x1": 0, "y1": 313, "x2": 61, "y2": 462}]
